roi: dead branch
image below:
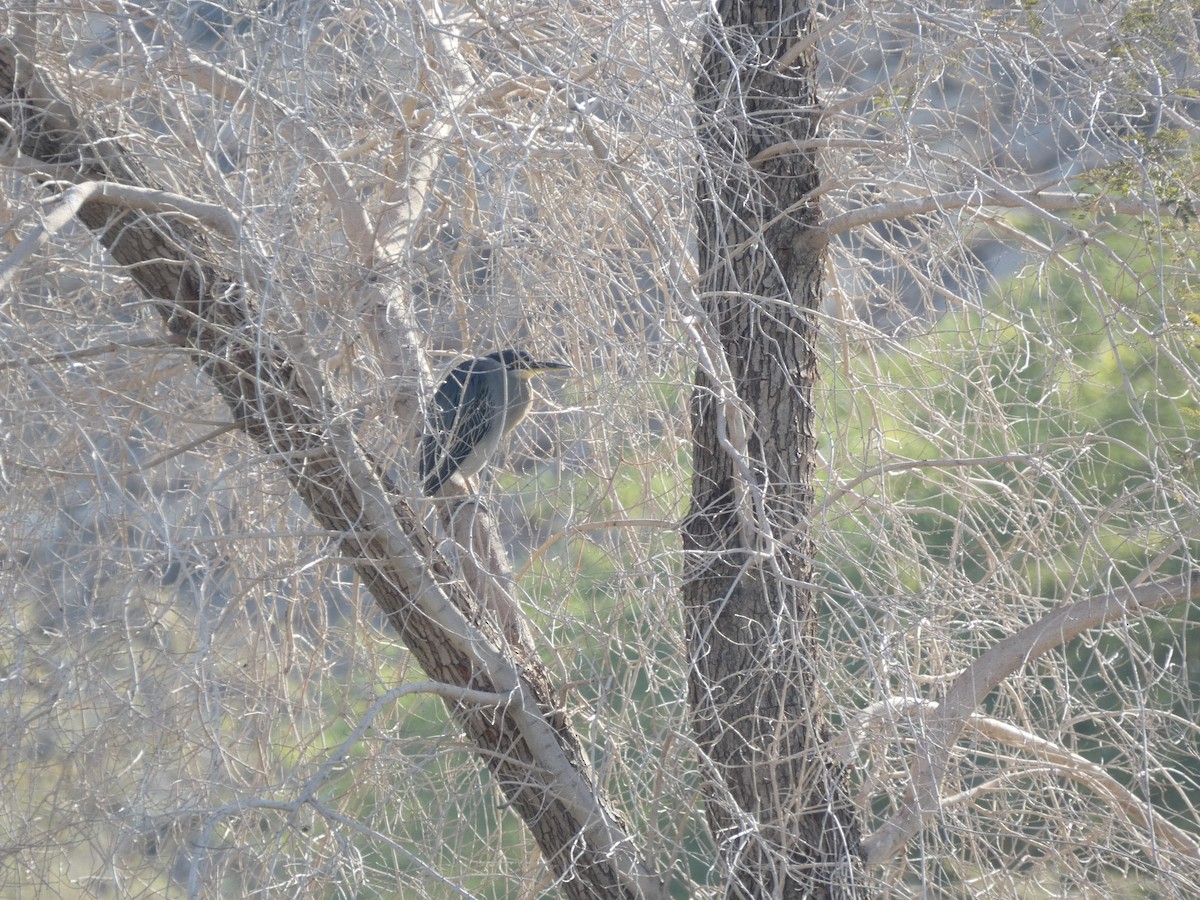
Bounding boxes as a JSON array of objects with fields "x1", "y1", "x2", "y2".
[{"x1": 863, "y1": 572, "x2": 1200, "y2": 865}]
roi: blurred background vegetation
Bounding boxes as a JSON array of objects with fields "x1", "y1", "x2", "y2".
[{"x1": 3, "y1": 1, "x2": 1200, "y2": 897}]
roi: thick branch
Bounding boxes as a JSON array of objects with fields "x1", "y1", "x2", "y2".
[
  {"x1": 863, "y1": 572, "x2": 1200, "y2": 865},
  {"x1": 0, "y1": 40, "x2": 663, "y2": 900},
  {"x1": 823, "y1": 188, "x2": 1157, "y2": 236}
]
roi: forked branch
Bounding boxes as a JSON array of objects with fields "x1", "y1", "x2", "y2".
[{"x1": 863, "y1": 572, "x2": 1200, "y2": 865}]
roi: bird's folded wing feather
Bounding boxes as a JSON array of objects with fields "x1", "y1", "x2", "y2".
[{"x1": 420, "y1": 365, "x2": 498, "y2": 494}]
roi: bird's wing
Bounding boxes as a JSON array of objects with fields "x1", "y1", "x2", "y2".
[{"x1": 420, "y1": 363, "x2": 500, "y2": 495}]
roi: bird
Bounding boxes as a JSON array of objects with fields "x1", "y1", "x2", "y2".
[{"x1": 419, "y1": 348, "x2": 571, "y2": 496}]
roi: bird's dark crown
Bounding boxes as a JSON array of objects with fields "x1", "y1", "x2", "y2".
[{"x1": 486, "y1": 348, "x2": 536, "y2": 370}]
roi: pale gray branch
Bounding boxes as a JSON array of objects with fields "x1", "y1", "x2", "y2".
[
  {"x1": 863, "y1": 572, "x2": 1200, "y2": 865},
  {"x1": 966, "y1": 715, "x2": 1200, "y2": 863},
  {"x1": 296, "y1": 680, "x2": 521, "y2": 804},
  {"x1": 840, "y1": 698, "x2": 1200, "y2": 864},
  {"x1": 0, "y1": 177, "x2": 244, "y2": 288},
  {"x1": 824, "y1": 189, "x2": 1157, "y2": 236},
  {"x1": 172, "y1": 50, "x2": 376, "y2": 265},
  {"x1": 0, "y1": 334, "x2": 181, "y2": 372},
  {"x1": 816, "y1": 453, "x2": 1037, "y2": 517},
  {"x1": 0, "y1": 182, "x2": 96, "y2": 288},
  {"x1": 87, "y1": 180, "x2": 240, "y2": 233}
]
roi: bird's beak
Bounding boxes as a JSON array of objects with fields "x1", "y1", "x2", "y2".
[{"x1": 529, "y1": 360, "x2": 572, "y2": 375}]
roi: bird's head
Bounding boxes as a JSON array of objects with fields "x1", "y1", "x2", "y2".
[{"x1": 488, "y1": 348, "x2": 572, "y2": 379}]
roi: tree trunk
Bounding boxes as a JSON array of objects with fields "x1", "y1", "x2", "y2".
[{"x1": 685, "y1": 3, "x2": 865, "y2": 897}]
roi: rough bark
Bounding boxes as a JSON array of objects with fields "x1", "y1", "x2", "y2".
[
  {"x1": 0, "y1": 42, "x2": 662, "y2": 900},
  {"x1": 685, "y1": 2, "x2": 865, "y2": 897}
]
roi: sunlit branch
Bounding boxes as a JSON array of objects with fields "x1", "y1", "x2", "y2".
[
  {"x1": 824, "y1": 189, "x2": 1157, "y2": 237},
  {"x1": 863, "y1": 572, "x2": 1200, "y2": 865}
]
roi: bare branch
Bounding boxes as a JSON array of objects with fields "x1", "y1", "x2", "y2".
[
  {"x1": 296, "y1": 680, "x2": 523, "y2": 805},
  {"x1": 0, "y1": 182, "x2": 98, "y2": 288},
  {"x1": 863, "y1": 573, "x2": 1200, "y2": 865},
  {"x1": 0, "y1": 38, "x2": 667, "y2": 900},
  {"x1": 0, "y1": 334, "x2": 181, "y2": 371},
  {"x1": 816, "y1": 453, "x2": 1039, "y2": 517},
  {"x1": 824, "y1": 188, "x2": 1158, "y2": 236},
  {"x1": 841, "y1": 698, "x2": 1200, "y2": 864},
  {"x1": 172, "y1": 50, "x2": 376, "y2": 265},
  {"x1": 965, "y1": 715, "x2": 1200, "y2": 863}
]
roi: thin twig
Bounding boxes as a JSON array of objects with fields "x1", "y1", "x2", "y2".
[{"x1": 0, "y1": 334, "x2": 183, "y2": 372}]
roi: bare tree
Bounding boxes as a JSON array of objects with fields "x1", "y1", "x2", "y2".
[{"x1": 1, "y1": 2, "x2": 1199, "y2": 898}]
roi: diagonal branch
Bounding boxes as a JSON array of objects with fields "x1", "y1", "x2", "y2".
[
  {"x1": 839, "y1": 698, "x2": 1200, "y2": 864},
  {"x1": 0, "y1": 38, "x2": 665, "y2": 900},
  {"x1": 823, "y1": 187, "x2": 1157, "y2": 236},
  {"x1": 964, "y1": 714, "x2": 1200, "y2": 863},
  {"x1": 862, "y1": 572, "x2": 1200, "y2": 865}
]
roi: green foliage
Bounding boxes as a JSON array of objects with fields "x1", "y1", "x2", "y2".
[
  {"x1": 1081, "y1": 128, "x2": 1200, "y2": 223},
  {"x1": 818, "y1": 218, "x2": 1200, "y2": 856},
  {"x1": 821, "y1": 224, "x2": 1199, "y2": 601}
]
